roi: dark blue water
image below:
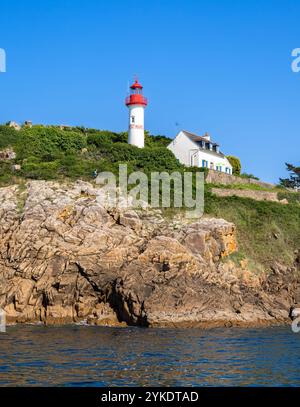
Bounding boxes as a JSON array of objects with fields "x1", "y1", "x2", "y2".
[{"x1": 0, "y1": 325, "x2": 300, "y2": 386}]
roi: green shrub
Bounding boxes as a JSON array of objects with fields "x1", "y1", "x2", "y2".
[
  {"x1": 278, "y1": 190, "x2": 300, "y2": 204},
  {"x1": 21, "y1": 160, "x2": 60, "y2": 180},
  {"x1": 227, "y1": 155, "x2": 241, "y2": 175},
  {"x1": 145, "y1": 133, "x2": 172, "y2": 148},
  {"x1": 240, "y1": 172, "x2": 259, "y2": 180},
  {"x1": 0, "y1": 125, "x2": 20, "y2": 149},
  {"x1": 87, "y1": 131, "x2": 172, "y2": 149},
  {"x1": 204, "y1": 190, "x2": 300, "y2": 267},
  {"x1": 87, "y1": 141, "x2": 183, "y2": 174},
  {"x1": 15, "y1": 126, "x2": 87, "y2": 161},
  {"x1": 87, "y1": 130, "x2": 127, "y2": 145}
]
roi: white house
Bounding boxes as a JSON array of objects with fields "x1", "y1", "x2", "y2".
[{"x1": 167, "y1": 130, "x2": 233, "y2": 174}]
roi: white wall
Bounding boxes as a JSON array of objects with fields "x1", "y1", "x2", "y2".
[
  {"x1": 128, "y1": 105, "x2": 145, "y2": 148},
  {"x1": 167, "y1": 131, "x2": 199, "y2": 166},
  {"x1": 167, "y1": 131, "x2": 233, "y2": 174},
  {"x1": 196, "y1": 150, "x2": 232, "y2": 173}
]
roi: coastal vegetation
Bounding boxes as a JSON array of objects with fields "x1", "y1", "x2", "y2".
[
  {"x1": 226, "y1": 155, "x2": 241, "y2": 175},
  {"x1": 205, "y1": 191, "x2": 300, "y2": 267},
  {"x1": 0, "y1": 125, "x2": 184, "y2": 183},
  {"x1": 1, "y1": 123, "x2": 300, "y2": 272},
  {"x1": 240, "y1": 172, "x2": 259, "y2": 180}
]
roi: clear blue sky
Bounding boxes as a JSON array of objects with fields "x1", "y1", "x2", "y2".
[{"x1": 0, "y1": 0, "x2": 299, "y2": 183}]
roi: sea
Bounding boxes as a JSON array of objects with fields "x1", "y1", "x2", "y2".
[{"x1": 0, "y1": 325, "x2": 299, "y2": 386}]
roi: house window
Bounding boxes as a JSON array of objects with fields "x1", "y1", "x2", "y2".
[
  {"x1": 131, "y1": 116, "x2": 135, "y2": 123},
  {"x1": 202, "y1": 159, "x2": 208, "y2": 168}
]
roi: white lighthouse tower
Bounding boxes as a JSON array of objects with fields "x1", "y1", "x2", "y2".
[{"x1": 125, "y1": 78, "x2": 148, "y2": 148}]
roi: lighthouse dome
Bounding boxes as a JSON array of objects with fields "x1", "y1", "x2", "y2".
[
  {"x1": 130, "y1": 79, "x2": 143, "y2": 89},
  {"x1": 125, "y1": 77, "x2": 147, "y2": 107}
]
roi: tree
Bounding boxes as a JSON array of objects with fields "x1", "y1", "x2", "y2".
[
  {"x1": 226, "y1": 155, "x2": 241, "y2": 176},
  {"x1": 280, "y1": 163, "x2": 300, "y2": 189}
]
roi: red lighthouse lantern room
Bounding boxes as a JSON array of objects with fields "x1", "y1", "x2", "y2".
[{"x1": 125, "y1": 79, "x2": 148, "y2": 106}]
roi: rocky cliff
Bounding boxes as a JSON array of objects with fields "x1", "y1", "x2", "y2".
[{"x1": 0, "y1": 180, "x2": 299, "y2": 328}]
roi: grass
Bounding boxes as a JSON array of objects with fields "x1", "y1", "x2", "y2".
[
  {"x1": 204, "y1": 191, "x2": 300, "y2": 270},
  {"x1": 158, "y1": 188, "x2": 300, "y2": 273},
  {"x1": 206, "y1": 182, "x2": 282, "y2": 192},
  {"x1": 278, "y1": 190, "x2": 300, "y2": 204},
  {"x1": 16, "y1": 181, "x2": 28, "y2": 214}
]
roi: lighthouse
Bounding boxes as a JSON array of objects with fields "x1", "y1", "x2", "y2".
[{"x1": 125, "y1": 78, "x2": 148, "y2": 148}]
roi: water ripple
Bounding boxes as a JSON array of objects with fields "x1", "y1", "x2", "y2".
[{"x1": 0, "y1": 325, "x2": 299, "y2": 386}]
